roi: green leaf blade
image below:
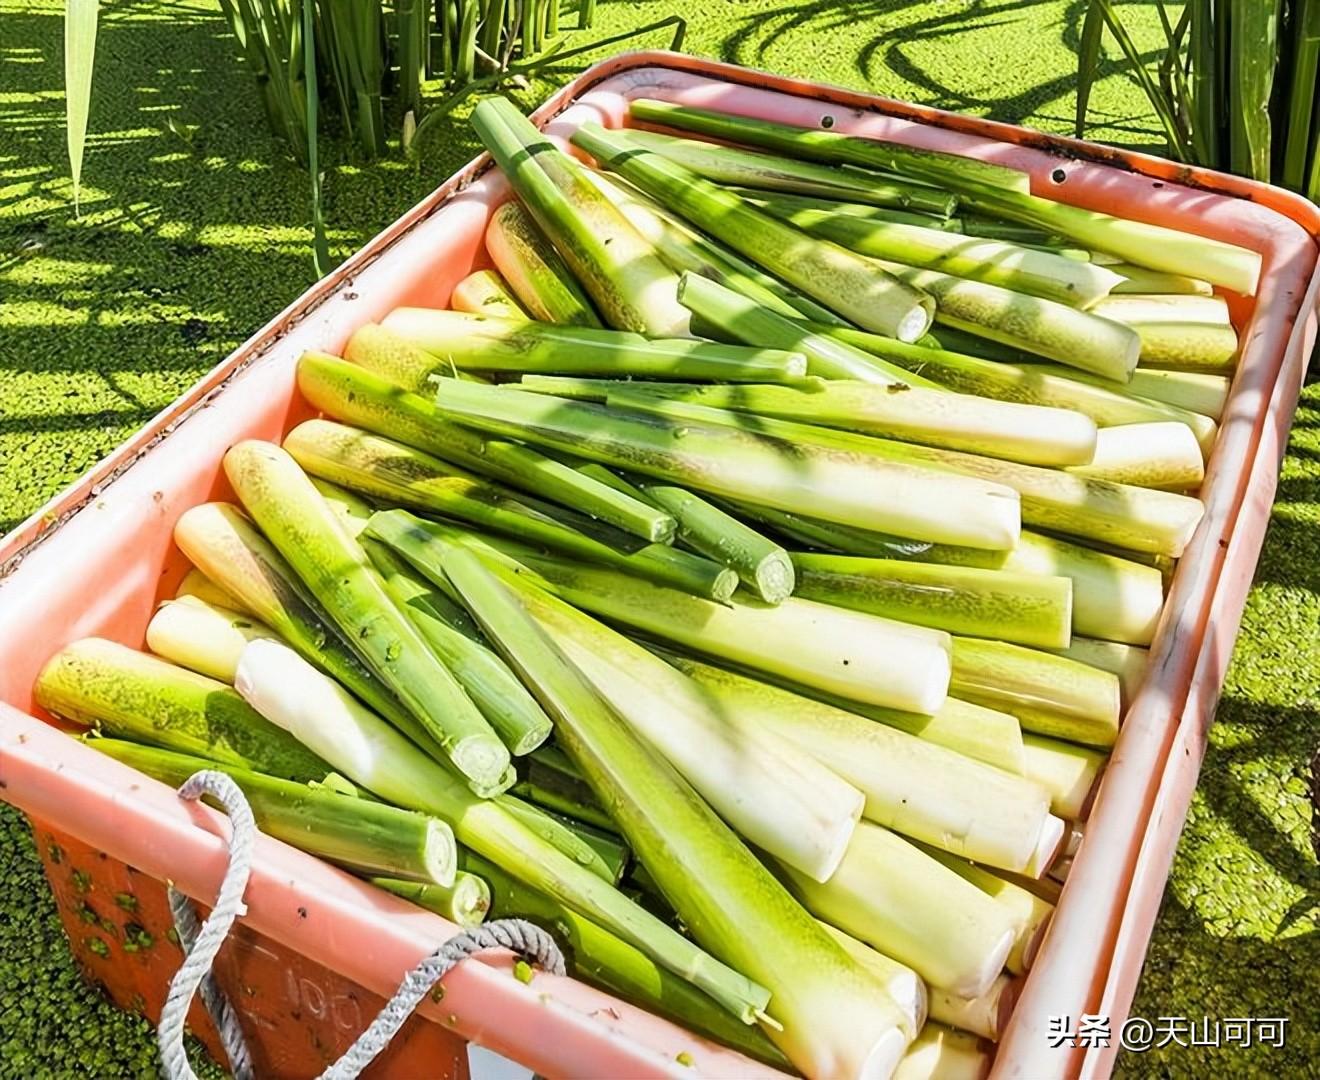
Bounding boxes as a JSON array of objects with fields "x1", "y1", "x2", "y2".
[{"x1": 64, "y1": 0, "x2": 99, "y2": 212}]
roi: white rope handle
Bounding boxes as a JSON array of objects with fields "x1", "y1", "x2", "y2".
[
  {"x1": 158, "y1": 769, "x2": 565, "y2": 1080},
  {"x1": 158, "y1": 771, "x2": 256, "y2": 1080}
]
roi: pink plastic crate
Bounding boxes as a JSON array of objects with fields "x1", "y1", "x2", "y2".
[{"x1": 2, "y1": 52, "x2": 1318, "y2": 1080}]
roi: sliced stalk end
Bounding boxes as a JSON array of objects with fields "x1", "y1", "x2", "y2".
[
  {"x1": 420, "y1": 819, "x2": 460, "y2": 885},
  {"x1": 754, "y1": 551, "x2": 797, "y2": 605},
  {"x1": 1023, "y1": 814, "x2": 1067, "y2": 879}
]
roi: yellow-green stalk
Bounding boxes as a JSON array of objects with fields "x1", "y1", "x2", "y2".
[
  {"x1": 820, "y1": 323, "x2": 1220, "y2": 456},
  {"x1": 93, "y1": 740, "x2": 457, "y2": 886},
  {"x1": 782, "y1": 821, "x2": 1019, "y2": 997},
  {"x1": 429, "y1": 379, "x2": 1022, "y2": 551},
  {"x1": 660, "y1": 652, "x2": 1053, "y2": 874},
  {"x1": 172, "y1": 502, "x2": 445, "y2": 763},
  {"x1": 484, "y1": 200, "x2": 602, "y2": 326},
  {"x1": 376, "y1": 308, "x2": 808, "y2": 383},
  {"x1": 232, "y1": 636, "x2": 768, "y2": 1022},
  {"x1": 613, "y1": 394, "x2": 1204, "y2": 559},
  {"x1": 471, "y1": 98, "x2": 691, "y2": 336},
  {"x1": 1092, "y1": 294, "x2": 1239, "y2": 370},
  {"x1": 373, "y1": 872, "x2": 491, "y2": 929},
  {"x1": 571, "y1": 121, "x2": 935, "y2": 342},
  {"x1": 628, "y1": 99, "x2": 1262, "y2": 295},
  {"x1": 793, "y1": 552, "x2": 1073, "y2": 650},
  {"x1": 617, "y1": 124, "x2": 964, "y2": 210},
  {"x1": 223, "y1": 440, "x2": 510, "y2": 788},
  {"x1": 951, "y1": 637, "x2": 1121, "y2": 747},
  {"x1": 619, "y1": 369, "x2": 1101, "y2": 467},
  {"x1": 35, "y1": 639, "x2": 331, "y2": 780},
  {"x1": 1021, "y1": 733, "x2": 1107, "y2": 820},
  {"x1": 299, "y1": 352, "x2": 675, "y2": 543},
  {"x1": 1068, "y1": 422, "x2": 1205, "y2": 489},
  {"x1": 436, "y1": 547, "x2": 914, "y2": 1076},
  {"x1": 283, "y1": 420, "x2": 735, "y2": 601},
  {"x1": 449, "y1": 268, "x2": 531, "y2": 321}
]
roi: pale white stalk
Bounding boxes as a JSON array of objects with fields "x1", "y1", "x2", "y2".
[
  {"x1": 495, "y1": 548, "x2": 954, "y2": 714},
  {"x1": 235, "y1": 639, "x2": 437, "y2": 796},
  {"x1": 919, "y1": 844, "x2": 1056, "y2": 975},
  {"x1": 821, "y1": 923, "x2": 927, "y2": 1039},
  {"x1": 146, "y1": 596, "x2": 277, "y2": 683},
  {"x1": 893, "y1": 1025, "x2": 991, "y2": 1080},
  {"x1": 1068, "y1": 422, "x2": 1205, "y2": 490},
  {"x1": 664, "y1": 652, "x2": 1051, "y2": 873},
  {"x1": 174, "y1": 568, "x2": 240, "y2": 608},
  {"x1": 1023, "y1": 814, "x2": 1067, "y2": 879},
  {"x1": 928, "y1": 973, "x2": 1019, "y2": 1041},
  {"x1": 1049, "y1": 637, "x2": 1149, "y2": 705},
  {"x1": 782, "y1": 821, "x2": 1018, "y2": 997},
  {"x1": 1106, "y1": 262, "x2": 1214, "y2": 295},
  {"x1": 1125, "y1": 368, "x2": 1231, "y2": 419},
  {"x1": 1021, "y1": 733, "x2": 1107, "y2": 820},
  {"x1": 508, "y1": 582, "x2": 864, "y2": 882},
  {"x1": 629, "y1": 379, "x2": 1101, "y2": 467}
]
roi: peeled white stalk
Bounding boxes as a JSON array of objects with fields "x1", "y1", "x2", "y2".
[
  {"x1": 434, "y1": 380, "x2": 1023, "y2": 552},
  {"x1": 1125, "y1": 368, "x2": 1231, "y2": 419},
  {"x1": 232, "y1": 639, "x2": 767, "y2": 1020},
  {"x1": 893, "y1": 1025, "x2": 991, "y2": 1080},
  {"x1": 174, "y1": 568, "x2": 240, "y2": 609},
  {"x1": 920, "y1": 844, "x2": 1056, "y2": 975},
  {"x1": 1049, "y1": 637, "x2": 1149, "y2": 705},
  {"x1": 503, "y1": 580, "x2": 865, "y2": 882},
  {"x1": 1021, "y1": 733, "x2": 1108, "y2": 820},
  {"x1": 1023, "y1": 814, "x2": 1067, "y2": 879},
  {"x1": 146, "y1": 596, "x2": 278, "y2": 683},
  {"x1": 479, "y1": 545, "x2": 954, "y2": 715},
  {"x1": 1068, "y1": 422, "x2": 1205, "y2": 490},
  {"x1": 928, "y1": 974, "x2": 1019, "y2": 1041},
  {"x1": 782, "y1": 821, "x2": 1019, "y2": 997},
  {"x1": 1092, "y1": 294, "x2": 1239, "y2": 370},
  {"x1": 1106, "y1": 262, "x2": 1215, "y2": 295},
  {"x1": 662, "y1": 652, "x2": 1052, "y2": 874},
  {"x1": 623, "y1": 378, "x2": 1101, "y2": 467},
  {"x1": 880, "y1": 261, "x2": 1142, "y2": 381},
  {"x1": 821, "y1": 923, "x2": 928, "y2": 1039}
]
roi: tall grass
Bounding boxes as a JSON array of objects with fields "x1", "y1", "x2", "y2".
[
  {"x1": 63, "y1": 0, "x2": 685, "y2": 270},
  {"x1": 1077, "y1": 0, "x2": 1320, "y2": 199}
]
